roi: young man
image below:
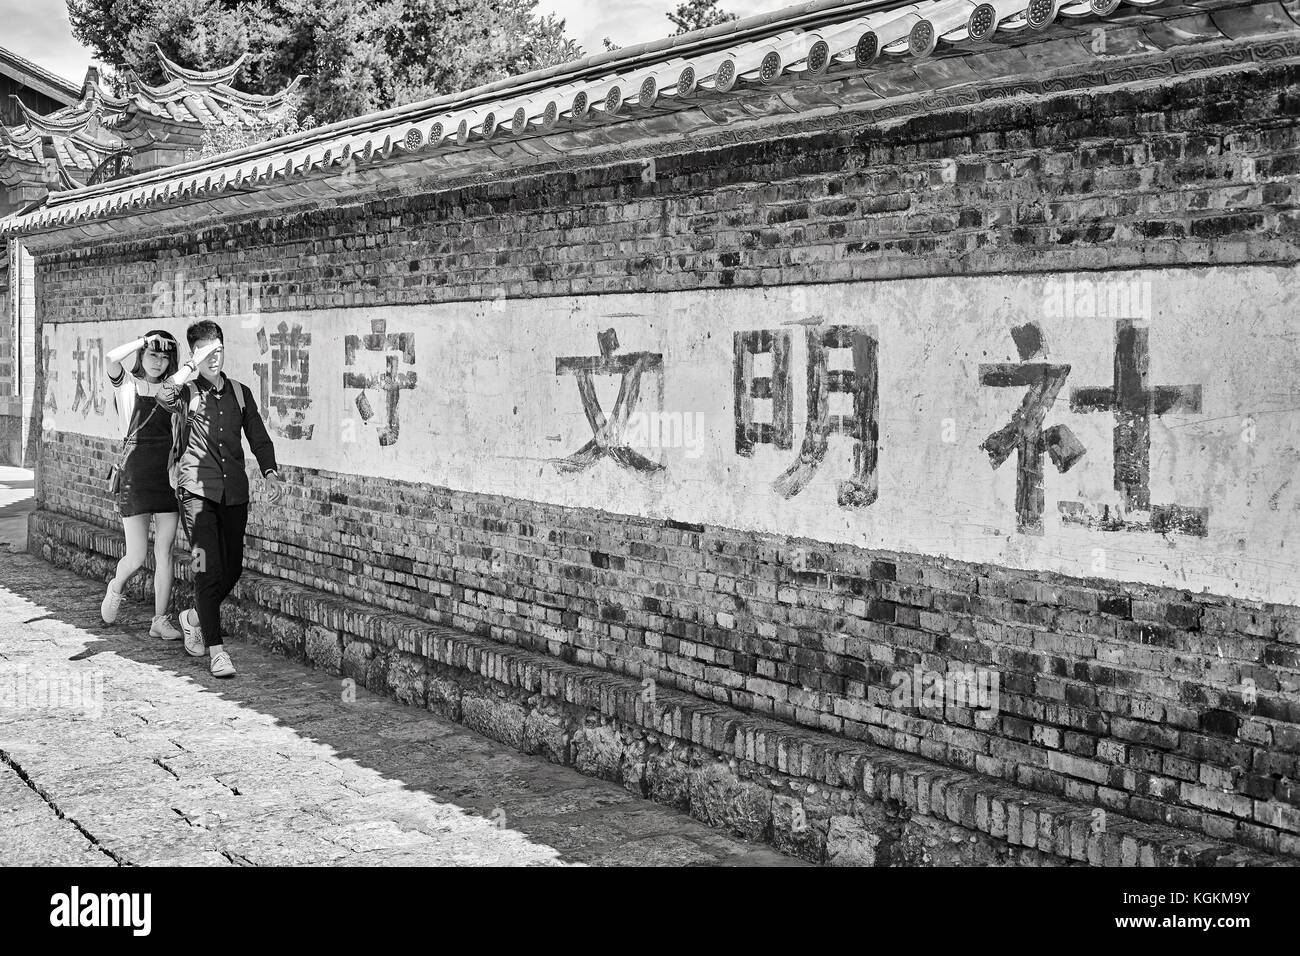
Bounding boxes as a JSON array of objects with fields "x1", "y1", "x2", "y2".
[{"x1": 158, "y1": 320, "x2": 283, "y2": 677}]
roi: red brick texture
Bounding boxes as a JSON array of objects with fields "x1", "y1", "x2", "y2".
[{"x1": 27, "y1": 58, "x2": 1300, "y2": 859}]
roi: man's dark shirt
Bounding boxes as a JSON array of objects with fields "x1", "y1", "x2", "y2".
[{"x1": 158, "y1": 371, "x2": 277, "y2": 506}]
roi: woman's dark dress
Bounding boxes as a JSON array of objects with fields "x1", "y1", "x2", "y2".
[{"x1": 118, "y1": 387, "x2": 178, "y2": 517}]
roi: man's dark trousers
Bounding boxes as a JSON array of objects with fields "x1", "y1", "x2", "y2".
[{"x1": 180, "y1": 490, "x2": 248, "y2": 647}]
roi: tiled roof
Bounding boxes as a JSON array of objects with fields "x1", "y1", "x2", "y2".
[
  {"x1": 0, "y1": 122, "x2": 119, "y2": 189},
  {"x1": 0, "y1": 50, "x2": 305, "y2": 204},
  {"x1": 0, "y1": 45, "x2": 80, "y2": 104},
  {"x1": 153, "y1": 47, "x2": 250, "y2": 87},
  {"x1": 0, "y1": 71, "x2": 123, "y2": 191},
  {"x1": 114, "y1": 46, "x2": 305, "y2": 150},
  {"x1": 4, "y1": 0, "x2": 1300, "y2": 237}
]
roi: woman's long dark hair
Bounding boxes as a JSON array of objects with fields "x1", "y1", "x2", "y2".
[{"x1": 130, "y1": 330, "x2": 180, "y2": 382}]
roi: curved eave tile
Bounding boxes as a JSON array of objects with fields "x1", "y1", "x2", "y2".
[{"x1": 154, "y1": 45, "x2": 248, "y2": 87}]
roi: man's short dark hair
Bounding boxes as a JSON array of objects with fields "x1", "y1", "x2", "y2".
[{"x1": 187, "y1": 320, "x2": 224, "y2": 348}]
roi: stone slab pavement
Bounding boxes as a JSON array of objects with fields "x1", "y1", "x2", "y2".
[
  {"x1": 0, "y1": 545, "x2": 799, "y2": 867},
  {"x1": 0, "y1": 466, "x2": 34, "y2": 554}
]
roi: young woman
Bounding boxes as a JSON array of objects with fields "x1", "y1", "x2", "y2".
[{"x1": 99, "y1": 330, "x2": 185, "y2": 639}]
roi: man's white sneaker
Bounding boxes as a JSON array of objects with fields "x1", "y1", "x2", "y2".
[
  {"x1": 209, "y1": 648, "x2": 236, "y2": 679},
  {"x1": 100, "y1": 580, "x2": 124, "y2": 624},
  {"x1": 150, "y1": 614, "x2": 183, "y2": 640},
  {"x1": 180, "y1": 609, "x2": 205, "y2": 657}
]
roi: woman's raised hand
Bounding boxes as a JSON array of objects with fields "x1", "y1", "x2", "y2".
[{"x1": 106, "y1": 336, "x2": 149, "y2": 366}]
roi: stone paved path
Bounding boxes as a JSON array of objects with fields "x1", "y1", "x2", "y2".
[
  {"x1": 0, "y1": 546, "x2": 798, "y2": 866},
  {"x1": 0, "y1": 466, "x2": 34, "y2": 554}
]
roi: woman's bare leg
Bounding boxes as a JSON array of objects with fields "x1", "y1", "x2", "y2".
[
  {"x1": 112, "y1": 513, "x2": 150, "y2": 592},
  {"x1": 152, "y1": 511, "x2": 180, "y2": 616}
]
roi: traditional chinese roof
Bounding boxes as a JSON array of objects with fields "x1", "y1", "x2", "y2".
[
  {"x1": 0, "y1": 68, "x2": 125, "y2": 215},
  {"x1": 0, "y1": 68, "x2": 125, "y2": 183},
  {"x1": 4, "y1": 0, "x2": 1300, "y2": 240},
  {"x1": 0, "y1": 46, "x2": 80, "y2": 107},
  {"x1": 155, "y1": 47, "x2": 250, "y2": 88},
  {"x1": 113, "y1": 45, "x2": 305, "y2": 156},
  {"x1": 0, "y1": 48, "x2": 305, "y2": 216}
]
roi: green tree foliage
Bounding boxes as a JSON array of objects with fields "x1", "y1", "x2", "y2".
[
  {"x1": 66, "y1": 0, "x2": 584, "y2": 126},
  {"x1": 666, "y1": 0, "x2": 738, "y2": 35}
]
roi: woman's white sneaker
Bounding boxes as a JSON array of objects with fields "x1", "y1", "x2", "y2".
[
  {"x1": 180, "y1": 609, "x2": 206, "y2": 657},
  {"x1": 100, "y1": 580, "x2": 124, "y2": 624},
  {"x1": 209, "y1": 648, "x2": 236, "y2": 678},
  {"x1": 150, "y1": 614, "x2": 183, "y2": 640}
]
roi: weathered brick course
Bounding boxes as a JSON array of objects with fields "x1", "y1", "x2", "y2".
[
  {"x1": 23, "y1": 62, "x2": 1300, "y2": 312},
  {"x1": 35, "y1": 505, "x2": 1297, "y2": 865}
]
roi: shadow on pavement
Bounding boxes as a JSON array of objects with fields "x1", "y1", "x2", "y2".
[{"x1": 0, "y1": 550, "x2": 798, "y2": 867}]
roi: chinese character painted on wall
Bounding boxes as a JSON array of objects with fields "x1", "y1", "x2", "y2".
[
  {"x1": 70, "y1": 337, "x2": 106, "y2": 417},
  {"x1": 86, "y1": 338, "x2": 105, "y2": 416},
  {"x1": 979, "y1": 323, "x2": 1086, "y2": 534},
  {"x1": 253, "y1": 320, "x2": 314, "y2": 440},
  {"x1": 42, "y1": 335, "x2": 57, "y2": 413},
  {"x1": 1062, "y1": 318, "x2": 1207, "y2": 535},
  {"x1": 734, "y1": 329, "x2": 793, "y2": 453},
  {"x1": 554, "y1": 328, "x2": 664, "y2": 474},
  {"x1": 70, "y1": 338, "x2": 87, "y2": 413},
  {"x1": 734, "y1": 320, "x2": 879, "y2": 508},
  {"x1": 343, "y1": 318, "x2": 416, "y2": 447}
]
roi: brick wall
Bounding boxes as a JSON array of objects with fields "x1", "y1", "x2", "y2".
[
  {"x1": 28, "y1": 57, "x2": 1300, "y2": 856},
  {"x1": 33, "y1": 61, "x2": 1300, "y2": 316}
]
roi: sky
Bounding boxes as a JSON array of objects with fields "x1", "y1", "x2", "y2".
[
  {"x1": 0, "y1": 0, "x2": 780, "y2": 88},
  {"x1": 538, "y1": 0, "x2": 775, "y2": 53},
  {"x1": 0, "y1": 0, "x2": 87, "y2": 85}
]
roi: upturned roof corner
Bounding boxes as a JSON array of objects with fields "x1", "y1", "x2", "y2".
[{"x1": 0, "y1": 46, "x2": 306, "y2": 219}]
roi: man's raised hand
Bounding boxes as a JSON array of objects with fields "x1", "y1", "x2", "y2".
[{"x1": 191, "y1": 340, "x2": 221, "y2": 366}]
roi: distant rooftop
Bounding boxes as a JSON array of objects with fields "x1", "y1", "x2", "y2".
[
  {"x1": 0, "y1": 45, "x2": 81, "y2": 105},
  {"x1": 0, "y1": 46, "x2": 304, "y2": 217}
]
